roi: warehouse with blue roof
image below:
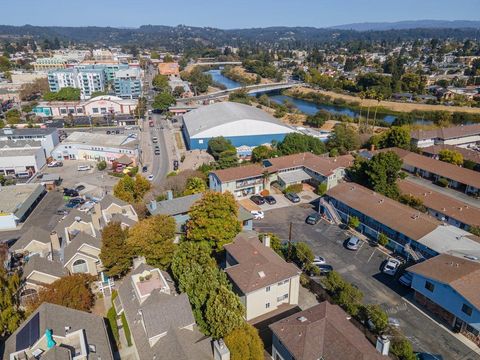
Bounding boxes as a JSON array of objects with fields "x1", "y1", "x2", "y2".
[{"x1": 181, "y1": 102, "x2": 295, "y2": 150}]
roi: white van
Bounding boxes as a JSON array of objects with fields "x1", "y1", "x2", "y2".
[
  {"x1": 77, "y1": 165, "x2": 91, "y2": 171},
  {"x1": 16, "y1": 172, "x2": 31, "y2": 179}
]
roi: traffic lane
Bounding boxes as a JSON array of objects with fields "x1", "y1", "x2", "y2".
[
  {"x1": 148, "y1": 114, "x2": 170, "y2": 184},
  {"x1": 253, "y1": 206, "x2": 476, "y2": 360}
]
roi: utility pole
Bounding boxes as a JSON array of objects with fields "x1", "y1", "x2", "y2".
[{"x1": 287, "y1": 222, "x2": 293, "y2": 261}]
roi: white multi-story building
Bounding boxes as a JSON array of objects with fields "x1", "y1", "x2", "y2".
[{"x1": 48, "y1": 68, "x2": 105, "y2": 99}]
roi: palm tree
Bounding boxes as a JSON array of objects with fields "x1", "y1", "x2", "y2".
[
  {"x1": 372, "y1": 93, "x2": 384, "y2": 132},
  {"x1": 262, "y1": 170, "x2": 270, "y2": 193}
]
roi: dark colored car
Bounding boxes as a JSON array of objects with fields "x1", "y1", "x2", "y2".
[
  {"x1": 63, "y1": 189, "x2": 79, "y2": 197},
  {"x1": 310, "y1": 264, "x2": 333, "y2": 276},
  {"x1": 69, "y1": 197, "x2": 85, "y2": 205},
  {"x1": 154, "y1": 150, "x2": 160, "y2": 155},
  {"x1": 75, "y1": 185, "x2": 86, "y2": 192},
  {"x1": 415, "y1": 353, "x2": 444, "y2": 360},
  {"x1": 56, "y1": 209, "x2": 69, "y2": 215},
  {"x1": 285, "y1": 192, "x2": 300, "y2": 203},
  {"x1": 250, "y1": 195, "x2": 265, "y2": 205},
  {"x1": 173, "y1": 160, "x2": 179, "y2": 171},
  {"x1": 264, "y1": 195, "x2": 276, "y2": 205},
  {"x1": 142, "y1": 166, "x2": 148, "y2": 173},
  {"x1": 306, "y1": 212, "x2": 321, "y2": 225}
]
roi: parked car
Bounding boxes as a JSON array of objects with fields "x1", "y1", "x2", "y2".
[
  {"x1": 56, "y1": 209, "x2": 69, "y2": 215},
  {"x1": 388, "y1": 317, "x2": 401, "y2": 328},
  {"x1": 306, "y1": 212, "x2": 321, "y2": 225},
  {"x1": 142, "y1": 166, "x2": 148, "y2": 173},
  {"x1": 63, "y1": 189, "x2": 79, "y2": 197},
  {"x1": 154, "y1": 150, "x2": 160, "y2": 155},
  {"x1": 250, "y1": 195, "x2": 265, "y2": 205},
  {"x1": 313, "y1": 264, "x2": 333, "y2": 275},
  {"x1": 173, "y1": 160, "x2": 179, "y2": 171},
  {"x1": 382, "y1": 258, "x2": 402, "y2": 276},
  {"x1": 75, "y1": 185, "x2": 86, "y2": 192},
  {"x1": 251, "y1": 210, "x2": 265, "y2": 220},
  {"x1": 48, "y1": 161, "x2": 63, "y2": 167},
  {"x1": 415, "y1": 352, "x2": 444, "y2": 360},
  {"x1": 147, "y1": 174, "x2": 154, "y2": 181},
  {"x1": 68, "y1": 197, "x2": 85, "y2": 205},
  {"x1": 152, "y1": 137, "x2": 158, "y2": 143},
  {"x1": 77, "y1": 165, "x2": 91, "y2": 171},
  {"x1": 346, "y1": 236, "x2": 361, "y2": 250},
  {"x1": 264, "y1": 195, "x2": 276, "y2": 205},
  {"x1": 398, "y1": 272, "x2": 413, "y2": 287},
  {"x1": 285, "y1": 192, "x2": 300, "y2": 203},
  {"x1": 313, "y1": 256, "x2": 326, "y2": 265}
]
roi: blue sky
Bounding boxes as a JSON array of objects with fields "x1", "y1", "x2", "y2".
[{"x1": 4, "y1": 0, "x2": 480, "y2": 28}]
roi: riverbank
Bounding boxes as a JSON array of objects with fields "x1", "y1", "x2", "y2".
[{"x1": 289, "y1": 87, "x2": 480, "y2": 115}]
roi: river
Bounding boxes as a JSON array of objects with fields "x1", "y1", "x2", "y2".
[{"x1": 205, "y1": 70, "x2": 432, "y2": 125}]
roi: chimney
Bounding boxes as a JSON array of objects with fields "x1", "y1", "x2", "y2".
[
  {"x1": 166, "y1": 190, "x2": 174, "y2": 201},
  {"x1": 50, "y1": 231, "x2": 61, "y2": 252},
  {"x1": 376, "y1": 335, "x2": 390, "y2": 356},
  {"x1": 263, "y1": 235, "x2": 271, "y2": 248},
  {"x1": 149, "y1": 200, "x2": 157, "y2": 211}
]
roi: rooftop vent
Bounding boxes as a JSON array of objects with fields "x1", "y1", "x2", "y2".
[
  {"x1": 74, "y1": 216, "x2": 81, "y2": 222},
  {"x1": 258, "y1": 271, "x2": 266, "y2": 278},
  {"x1": 297, "y1": 316, "x2": 308, "y2": 322}
]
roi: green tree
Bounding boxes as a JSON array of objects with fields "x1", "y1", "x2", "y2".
[
  {"x1": 5, "y1": 109, "x2": 21, "y2": 125},
  {"x1": 29, "y1": 274, "x2": 94, "y2": 313},
  {"x1": 97, "y1": 160, "x2": 107, "y2": 171},
  {"x1": 260, "y1": 233, "x2": 283, "y2": 257},
  {"x1": 163, "y1": 53, "x2": 174, "y2": 62},
  {"x1": 365, "y1": 304, "x2": 389, "y2": 333},
  {"x1": 400, "y1": 72, "x2": 425, "y2": 94},
  {"x1": 391, "y1": 337, "x2": 416, "y2": 360},
  {"x1": 0, "y1": 56, "x2": 12, "y2": 72},
  {"x1": 150, "y1": 51, "x2": 160, "y2": 59},
  {"x1": 205, "y1": 285, "x2": 245, "y2": 339},
  {"x1": 173, "y1": 85, "x2": 185, "y2": 98},
  {"x1": 113, "y1": 174, "x2": 151, "y2": 203},
  {"x1": 19, "y1": 78, "x2": 50, "y2": 101},
  {"x1": 152, "y1": 91, "x2": 175, "y2": 111},
  {"x1": 348, "y1": 216, "x2": 360, "y2": 229},
  {"x1": 43, "y1": 87, "x2": 81, "y2": 101},
  {"x1": 378, "y1": 126, "x2": 411, "y2": 150},
  {"x1": 305, "y1": 110, "x2": 329, "y2": 128},
  {"x1": 438, "y1": 149, "x2": 464, "y2": 165},
  {"x1": 181, "y1": 67, "x2": 213, "y2": 93},
  {"x1": 127, "y1": 215, "x2": 176, "y2": 269},
  {"x1": 90, "y1": 91, "x2": 107, "y2": 98},
  {"x1": 469, "y1": 226, "x2": 480, "y2": 237},
  {"x1": 152, "y1": 74, "x2": 169, "y2": 91},
  {"x1": 100, "y1": 222, "x2": 132, "y2": 277},
  {"x1": 317, "y1": 182, "x2": 327, "y2": 196},
  {"x1": 277, "y1": 133, "x2": 326, "y2": 156},
  {"x1": 207, "y1": 137, "x2": 238, "y2": 169},
  {"x1": 183, "y1": 177, "x2": 206, "y2": 195},
  {"x1": 251, "y1": 145, "x2": 275, "y2": 163},
  {"x1": 186, "y1": 192, "x2": 242, "y2": 251},
  {"x1": 377, "y1": 233, "x2": 389, "y2": 247},
  {"x1": 323, "y1": 271, "x2": 363, "y2": 316},
  {"x1": 292, "y1": 242, "x2": 314, "y2": 271},
  {"x1": 0, "y1": 269, "x2": 23, "y2": 336},
  {"x1": 327, "y1": 123, "x2": 361, "y2": 154},
  {"x1": 224, "y1": 324, "x2": 264, "y2": 360}
]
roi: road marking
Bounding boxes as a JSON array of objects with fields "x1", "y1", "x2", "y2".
[{"x1": 367, "y1": 249, "x2": 377, "y2": 263}]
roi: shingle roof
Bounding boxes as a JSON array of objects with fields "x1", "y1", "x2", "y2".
[
  {"x1": 269, "y1": 302, "x2": 384, "y2": 360},
  {"x1": 99, "y1": 193, "x2": 129, "y2": 209},
  {"x1": 117, "y1": 265, "x2": 212, "y2": 360},
  {"x1": 411, "y1": 124, "x2": 480, "y2": 141},
  {"x1": 147, "y1": 193, "x2": 203, "y2": 216},
  {"x1": 421, "y1": 144, "x2": 480, "y2": 165},
  {"x1": 327, "y1": 182, "x2": 440, "y2": 241},
  {"x1": 398, "y1": 179, "x2": 480, "y2": 228},
  {"x1": 386, "y1": 147, "x2": 480, "y2": 189},
  {"x1": 63, "y1": 232, "x2": 101, "y2": 265},
  {"x1": 224, "y1": 232, "x2": 300, "y2": 294},
  {"x1": 53, "y1": 209, "x2": 95, "y2": 238},
  {"x1": 22, "y1": 255, "x2": 66, "y2": 280},
  {"x1": 183, "y1": 101, "x2": 292, "y2": 137},
  {"x1": 10, "y1": 227, "x2": 51, "y2": 252},
  {"x1": 408, "y1": 254, "x2": 480, "y2": 309},
  {"x1": 3, "y1": 303, "x2": 114, "y2": 360}
]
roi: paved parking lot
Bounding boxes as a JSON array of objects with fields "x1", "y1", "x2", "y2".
[
  {"x1": 37, "y1": 160, "x2": 119, "y2": 198},
  {"x1": 254, "y1": 205, "x2": 480, "y2": 360}
]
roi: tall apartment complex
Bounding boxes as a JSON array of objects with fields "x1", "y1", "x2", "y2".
[
  {"x1": 48, "y1": 68, "x2": 105, "y2": 99},
  {"x1": 113, "y1": 68, "x2": 142, "y2": 99}
]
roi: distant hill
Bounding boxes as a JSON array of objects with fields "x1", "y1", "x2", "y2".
[{"x1": 330, "y1": 20, "x2": 480, "y2": 31}]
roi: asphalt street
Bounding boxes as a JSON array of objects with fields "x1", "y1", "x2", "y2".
[{"x1": 253, "y1": 204, "x2": 480, "y2": 360}]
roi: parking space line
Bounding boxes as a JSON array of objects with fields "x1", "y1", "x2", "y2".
[{"x1": 366, "y1": 249, "x2": 377, "y2": 263}]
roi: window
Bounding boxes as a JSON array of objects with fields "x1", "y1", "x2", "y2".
[
  {"x1": 425, "y1": 281, "x2": 435, "y2": 292},
  {"x1": 266, "y1": 286, "x2": 271, "y2": 292},
  {"x1": 265, "y1": 303, "x2": 270, "y2": 309},
  {"x1": 72, "y1": 259, "x2": 88, "y2": 273},
  {"x1": 92, "y1": 108, "x2": 99, "y2": 114},
  {"x1": 199, "y1": 140, "x2": 204, "y2": 144},
  {"x1": 462, "y1": 304, "x2": 473, "y2": 316},
  {"x1": 277, "y1": 294, "x2": 289, "y2": 302}
]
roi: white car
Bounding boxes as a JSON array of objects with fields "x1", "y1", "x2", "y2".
[
  {"x1": 251, "y1": 210, "x2": 265, "y2": 220},
  {"x1": 77, "y1": 165, "x2": 91, "y2": 171},
  {"x1": 313, "y1": 256, "x2": 326, "y2": 265},
  {"x1": 147, "y1": 174, "x2": 155, "y2": 181},
  {"x1": 382, "y1": 258, "x2": 402, "y2": 276},
  {"x1": 47, "y1": 161, "x2": 58, "y2": 167}
]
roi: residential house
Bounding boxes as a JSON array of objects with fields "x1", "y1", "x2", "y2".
[
  {"x1": 3, "y1": 302, "x2": 114, "y2": 360},
  {"x1": 408, "y1": 254, "x2": 480, "y2": 345},
  {"x1": 410, "y1": 124, "x2": 480, "y2": 148},
  {"x1": 93, "y1": 194, "x2": 138, "y2": 230},
  {"x1": 209, "y1": 152, "x2": 353, "y2": 198},
  {"x1": 21, "y1": 255, "x2": 66, "y2": 302},
  {"x1": 269, "y1": 301, "x2": 385, "y2": 360},
  {"x1": 116, "y1": 263, "x2": 212, "y2": 360},
  {"x1": 63, "y1": 232, "x2": 102, "y2": 276},
  {"x1": 224, "y1": 232, "x2": 301, "y2": 321},
  {"x1": 420, "y1": 144, "x2": 480, "y2": 171}
]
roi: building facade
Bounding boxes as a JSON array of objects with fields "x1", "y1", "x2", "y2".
[
  {"x1": 48, "y1": 68, "x2": 106, "y2": 99},
  {"x1": 0, "y1": 128, "x2": 60, "y2": 156},
  {"x1": 113, "y1": 68, "x2": 142, "y2": 99}
]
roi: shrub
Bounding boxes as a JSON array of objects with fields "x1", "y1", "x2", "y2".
[
  {"x1": 377, "y1": 233, "x2": 389, "y2": 247},
  {"x1": 317, "y1": 183, "x2": 327, "y2": 196},
  {"x1": 121, "y1": 312, "x2": 132, "y2": 347},
  {"x1": 391, "y1": 336, "x2": 416, "y2": 360},
  {"x1": 283, "y1": 183, "x2": 303, "y2": 194},
  {"x1": 435, "y1": 177, "x2": 449, "y2": 188},
  {"x1": 348, "y1": 216, "x2": 360, "y2": 229},
  {"x1": 97, "y1": 160, "x2": 107, "y2": 171},
  {"x1": 107, "y1": 307, "x2": 119, "y2": 344}
]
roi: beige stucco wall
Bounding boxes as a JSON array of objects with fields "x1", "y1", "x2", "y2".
[
  {"x1": 22, "y1": 241, "x2": 51, "y2": 256},
  {"x1": 66, "y1": 254, "x2": 100, "y2": 276},
  {"x1": 28, "y1": 271, "x2": 59, "y2": 285}
]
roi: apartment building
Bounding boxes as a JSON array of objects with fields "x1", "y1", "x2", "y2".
[
  {"x1": 113, "y1": 67, "x2": 142, "y2": 99},
  {"x1": 48, "y1": 68, "x2": 105, "y2": 99},
  {"x1": 0, "y1": 128, "x2": 60, "y2": 156},
  {"x1": 224, "y1": 232, "x2": 300, "y2": 321}
]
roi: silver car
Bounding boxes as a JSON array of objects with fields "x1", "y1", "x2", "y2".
[{"x1": 346, "y1": 236, "x2": 361, "y2": 251}]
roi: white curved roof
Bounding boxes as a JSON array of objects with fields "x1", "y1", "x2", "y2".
[{"x1": 183, "y1": 102, "x2": 294, "y2": 139}]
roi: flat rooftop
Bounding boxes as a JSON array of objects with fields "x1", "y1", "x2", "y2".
[
  {"x1": 0, "y1": 184, "x2": 44, "y2": 214},
  {"x1": 62, "y1": 131, "x2": 138, "y2": 149}
]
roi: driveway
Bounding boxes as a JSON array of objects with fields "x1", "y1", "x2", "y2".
[{"x1": 253, "y1": 205, "x2": 479, "y2": 360}]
